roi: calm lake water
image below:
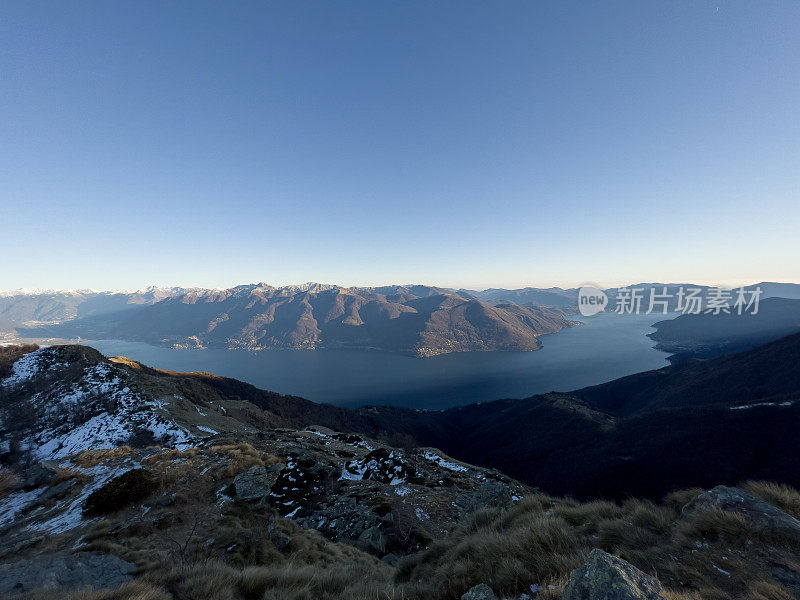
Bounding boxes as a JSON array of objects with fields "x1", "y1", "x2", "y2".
[{"x1": 86, "y1": 313, "x2": 670, "y2": 410}]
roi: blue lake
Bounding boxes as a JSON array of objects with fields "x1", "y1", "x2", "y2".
[{"x1": 86, "y1": 312, "x2": 671, "y2": 410}]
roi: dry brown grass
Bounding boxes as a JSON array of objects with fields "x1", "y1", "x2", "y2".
[
  {"x1": 743, "y1": 480, "x2": 800, "y2": 520},
  {"x1": 396, "y1": 496, "x2": 588, "y2": 599},
  {"x1": 209, "y1": 443, "x2": 276, "y2": 479},
  {"x1": 153, "y1": 516, "x2": 395, "y2": 600},
  {"x1": 14, "y1": 581, "x2": 170, "y2": 600},
  {"x1": 74, "y1": 447, "x2": 133, "y2": 468},
  {"x1": 748, "y1": 581, "x2": 798, "y2": 600},
  {"x1": 160, "y1": 559, "x2": 395, "y2": 600},
  {"x1": 398, "y1": 485, "x2": 800, "y2": 600},
  {"x1": 551, "y1": 499, "x2": 621, "y2": 533},
  {"x1": 679, "y1": 506, "x2": 750, "y2": 542},
  {"x1": 107, "y1": 356, "x2": 146, "y2": 371},
  {"x1": 142, "y1": 448, "x2": 200, "y2": 466},
  {"x1": 8, "y1": 472, "x2": 800, "y2": 600},
  {"x1": 663, "y1": 487, "x2": 705, "y2": 514}
]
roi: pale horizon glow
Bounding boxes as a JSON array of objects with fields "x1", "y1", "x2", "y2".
[
  {"x1": 2, "y1": 2, "x2": 799, "y2": 291},
  {"x1": 1, "y1": 277, "x2": 798, "y2": 296}
]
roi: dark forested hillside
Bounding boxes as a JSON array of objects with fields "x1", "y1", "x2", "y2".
[{"x1": 649, "y1": 297, "x2": 800, "y2": 361}]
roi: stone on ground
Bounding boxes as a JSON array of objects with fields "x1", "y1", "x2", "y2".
[
  {"x1": 561, "y1": 548, "x2": 666, "y2": 600},
  {"x1": 461, "y1": 582, "x2": 498, "y2": 600},
  {"x1": 681, "y1": 485, "x2": 800, "y2": 544}
]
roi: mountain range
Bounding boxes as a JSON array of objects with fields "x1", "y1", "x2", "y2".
[
  {"x1": 4, "y1": 281, "x2": 800, "y2": 358},
  {"x1": 10, "y1": 284, "x2": 573, "y2": 356}
]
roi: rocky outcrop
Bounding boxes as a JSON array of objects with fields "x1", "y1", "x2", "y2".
[
  {"x1": 233, "y1": 464, "x2": 284, "y2": 502},
  {"x1": 561, "y1": 549, "x2": 666, "y2": 600},
  {"x1": 0, "y1": 552, "x2": 133, "y2": 594},
  {"x1": 681, "y1": 485, "x2": 800, "y2": 543},
  {"x1": 357, "y1": 525, "x2": 387, "y2": 555},
  {"x1": 12, "y1": 463, "x2": 59, "y2": 490}
]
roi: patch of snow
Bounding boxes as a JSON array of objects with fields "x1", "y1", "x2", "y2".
[
  {"x1": 339, "y1": 461, "x2": 368, "y2": 482},
  {"x1": 305, "y1": 429, "x2": 330, "y2": 438},
  {"x1": 422, "y1": 450, "x2": 468, "y2": 472},
  {"x1": 712, "y1": 564, "x2": 731, "y2": 577},
  {"x1": 3, "y1": 350, "x2": 197, "y2": 461},
  {"x1": 196, "y1": 425, "x2": 218, "y2": 435},
  {"x1": 1, "y1": 348, "x2": 55, "y2": 388},
  {"x1": 28, "y1": 462, "x2": 132, "y2": 535},
  {"x1": 338, "y1": 455, "x2": 408, "y2": 485},
  {"x1": 730, "y1": 401, "x2": 793, "y2": 410},
  {"x1": 0, "y1": 488, "x2": 44, "y2": 528},
  {"x1": 36, "y1": 412, "x2": 131, "y2": 460}
]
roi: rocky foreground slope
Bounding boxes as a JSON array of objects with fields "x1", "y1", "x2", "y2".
[{"x1": 1, "y1": 345, "x2": 800, "y2": 599}]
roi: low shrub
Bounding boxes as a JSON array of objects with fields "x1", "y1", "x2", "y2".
[
  {"x1": 0, "y1": 344, "x2": 38, "y2": 380},
  {"x1": 0, "y1": 467, "x2": 18, "y2": 499},
  {"x1": 83, "y1": 469, "x2": 159, "y2": 517}
]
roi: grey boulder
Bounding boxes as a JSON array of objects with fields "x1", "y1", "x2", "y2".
[
  {"x1": 357, "y1": 525, "x2": 387, "y2": 555},
  {"x1": 561, "y1": 549, "x2": 666, "y2": 600},
  {"x1": 461, "y1": 583, "x2": 497, "y2": 600},
  {"x1": 681, "y1": 485, "x2": 800, "y2": 544},
  {"x1": 14, "y1": 463, "x2": 59, "y2": 490},
  {"x1": 233, "y1": 463, "x2": 283, "y2": 502}
]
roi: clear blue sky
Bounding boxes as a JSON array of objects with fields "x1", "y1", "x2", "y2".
[{"x1": 2, "y1": 1, "x2": 799, "y2": 291}]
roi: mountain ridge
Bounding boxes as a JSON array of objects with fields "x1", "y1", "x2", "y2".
[{"x1": 15, "y1": 285, "x2": 574, "y2": 357}]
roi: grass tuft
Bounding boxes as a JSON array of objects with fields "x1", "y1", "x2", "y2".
[{"x1": 742, "y1": 480, "x2": 800, "y2": 520}]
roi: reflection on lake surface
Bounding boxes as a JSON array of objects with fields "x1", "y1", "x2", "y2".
[{"x1": 86, "y1": 312, "x2": 670, "y2": 410}]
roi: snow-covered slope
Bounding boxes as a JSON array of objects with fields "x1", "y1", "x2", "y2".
[{"x1": 1, "y1": 346, "x2": 195, "y2": 460}]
